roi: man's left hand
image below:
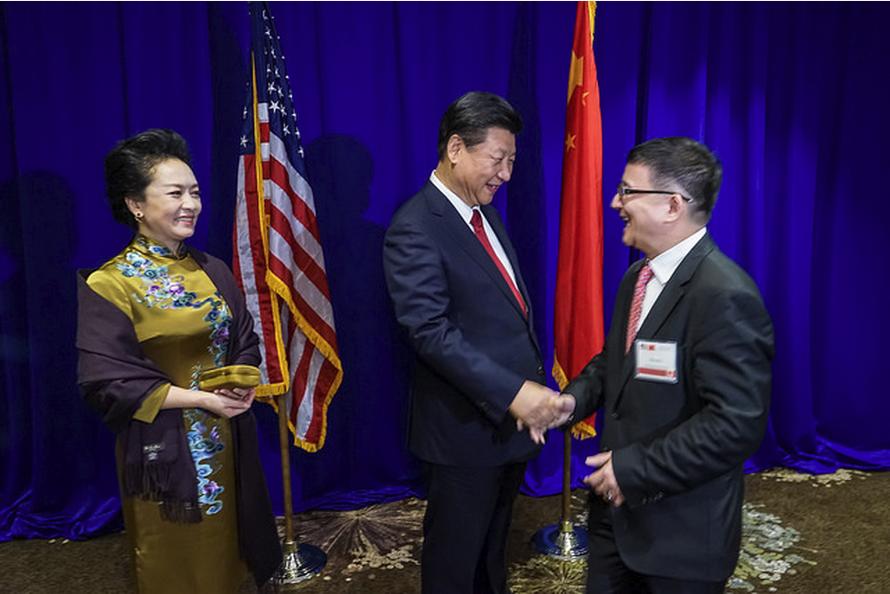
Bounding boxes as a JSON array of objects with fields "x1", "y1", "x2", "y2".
[{"x1": 583, "y1": 451, "x2": 625, "y2": 507}]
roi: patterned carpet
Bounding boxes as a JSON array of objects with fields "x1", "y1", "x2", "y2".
[
  {"x1": 1, "y1": 469, "x2": 887, "y2": 593},
  {"x1": 281, "y1": 468, "x2": 884, "y2": 594}
]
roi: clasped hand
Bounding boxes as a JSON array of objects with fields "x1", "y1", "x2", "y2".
[
  {"x1": 508, "y1": 380, "x2": 576, "y2": 444},
  {"x1": 204, "y1": 387, "x2": 256, "y2": 418}
]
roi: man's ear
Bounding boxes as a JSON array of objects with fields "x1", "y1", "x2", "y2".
[
  {"x1": 446, "y1": 134, "x2": 463, "y2": 165},
  {"x1": 666, "y1": 194, "x2": 686, "y2": 221}
]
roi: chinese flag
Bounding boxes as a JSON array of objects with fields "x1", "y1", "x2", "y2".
[{"x1": 552, "y1": 1, "x2": 604, "y2": 438}]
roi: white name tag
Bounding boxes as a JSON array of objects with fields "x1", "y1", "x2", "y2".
[{"x1": 634, "y1": 340, "x2": 678, "y2": 383}]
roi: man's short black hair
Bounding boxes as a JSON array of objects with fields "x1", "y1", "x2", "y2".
[
  {"x1": 437, "y1": 92, "x2": 522, "y2": 161},
  {"x1": 104, "y1": 129, "x2": 192, "y2": 229},
  {"x1": 627, "y1": 137, "x2": 723, "y2": 222}
]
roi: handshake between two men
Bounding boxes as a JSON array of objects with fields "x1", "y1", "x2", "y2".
[
  {"x1": 507, "y1": 380, "x2": 625, "y2": 507},
  {"x1": 508, "y1": 380, "x2": 575, "y2": 445}
]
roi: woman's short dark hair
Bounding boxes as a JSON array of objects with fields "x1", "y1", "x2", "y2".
[
  {"x1": 627, "y1": 137, "x2": 722, "y2": 222},
  {"x1": 104, "y1": 129, "x2": 192, "y2": 229},
  {"x1": 437, "y1": 92, "x2": 523, "y2": 161}
]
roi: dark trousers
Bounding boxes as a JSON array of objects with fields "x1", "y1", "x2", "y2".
[
  {"x1": 587, "y1": 506, "x2": 727, "y2": 594},
  {"x1": 421, "y1": 462, "x2": 526, "y2": 594}
]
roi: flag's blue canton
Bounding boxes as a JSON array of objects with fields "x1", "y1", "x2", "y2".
[{"x1": 239, "y1": 2, "x2": 307, "y2": 178}]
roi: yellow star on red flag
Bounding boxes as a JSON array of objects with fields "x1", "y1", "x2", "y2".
[
  {"x1": 565, "y1": 133, "x2": 577, "y2": 152},
  {"x1": 567, "y1": 52, "x2": 584, "y2": 104}
]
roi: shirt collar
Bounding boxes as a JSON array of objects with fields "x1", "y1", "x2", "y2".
[
  {"x1": 648, "y1": 227, "x2": 707, "y2": 285},
  {"x1": 430, "y1": 171, "x2": 478, "y2": 226},
  {"x1": 133, "y1": 234, "x2": 188, "y2": 260}
]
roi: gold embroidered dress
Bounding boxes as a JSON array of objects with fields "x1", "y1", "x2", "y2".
[{"x1": 87, "y1": 235, "x2": 248, "y2": 593}]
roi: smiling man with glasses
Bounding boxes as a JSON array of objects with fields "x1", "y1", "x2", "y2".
[{"x1": 550, "y1": 137, "x2": 775, "y2": 593}]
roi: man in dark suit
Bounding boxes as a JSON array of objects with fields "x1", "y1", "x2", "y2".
[
  {"x1": 383, "y1": 92, "x2": 559, "y2": 594},
  {"x1": 553, "y1": 137, "x2": 774, "y2": 593}
]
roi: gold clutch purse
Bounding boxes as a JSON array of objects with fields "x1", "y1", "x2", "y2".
[{"x1": 197, "y1": 365, "x2": 261, "y2": 391}]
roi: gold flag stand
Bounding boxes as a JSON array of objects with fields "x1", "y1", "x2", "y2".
[
  {"x1": 531, "y1": 431, "x2": 588, "y2": 559},
  {"x1": 272, "y1": 394, "x2": 326, "y2": 585}
]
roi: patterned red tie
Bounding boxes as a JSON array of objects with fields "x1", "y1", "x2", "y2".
[
  {"x1": 470, "y1": 210, "x2": 528, "y2": 317},
  {"x1": 625, "y1": 263, "x2": 653, "y2": 353}
]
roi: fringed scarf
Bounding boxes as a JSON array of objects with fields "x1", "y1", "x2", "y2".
[{"x1": 76, "y1": 269, "x2": 202, "y2": 522}]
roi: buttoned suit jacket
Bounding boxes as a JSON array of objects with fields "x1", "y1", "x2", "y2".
[
  {"x1": 383, "y1": 181, "x2": 544, "y2": 467},
  {"x1": 565, "y1": 233, "x2": 774, "y2": 582}
]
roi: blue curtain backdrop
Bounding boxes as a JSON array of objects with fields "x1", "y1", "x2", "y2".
[{"x1": 1, "y1": 2, "x2": 888, "y2": 541}]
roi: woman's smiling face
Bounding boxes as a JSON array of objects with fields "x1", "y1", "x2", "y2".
[{"x1": 128, "y1": 158, "x2": 201, "y2": 252}]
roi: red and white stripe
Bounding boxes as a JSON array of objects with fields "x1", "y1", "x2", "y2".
[{"x1": 234, "y1": 102, "x2": 342, "y2": 451}]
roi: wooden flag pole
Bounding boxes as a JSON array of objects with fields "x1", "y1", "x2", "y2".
[
  {"x1": 278, "y1": 394, "x2": 296, "y2": 545},
  {"x1": 560, "y1": 431, "x2": 573, "y2": 531}
]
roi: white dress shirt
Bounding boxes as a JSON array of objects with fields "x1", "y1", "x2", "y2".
[
  {"x1": 634, "y1": 227, "x2": 708, "y2": 334},
  {"x1": 429, "y1": 171, "x2": 518, "y2": 286}
]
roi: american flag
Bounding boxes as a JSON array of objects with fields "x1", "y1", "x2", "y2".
[{"x1": 233, "y1": 2, "x2": 342, "y2": 452}]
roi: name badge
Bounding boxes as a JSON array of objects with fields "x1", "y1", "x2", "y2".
[{"x1": 634, "y1": 340, "x2": 678, "y2": 383}]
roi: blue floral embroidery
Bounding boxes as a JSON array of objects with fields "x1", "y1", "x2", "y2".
[
  {"x1": 118, "y1": 239, "x2": 235, "y2": 514},
  {"x1": 184, "y1": 408, "x2": 225, "y2": 515},
  {"x1": 190, "y1": 364, "x2": 203, "y2": 391},
  {"x1": 116, "y1": 249, "x2": 232, "y2": 367},
  {"x1": 117, "y1": 251, "x2": 199, "y2": 308},
  {"x1": 206, "y1": 305, "x2": 231, "y2": 367},
  {"x1": 138, "y1": 236, "x2": 176, "y2": 257}
]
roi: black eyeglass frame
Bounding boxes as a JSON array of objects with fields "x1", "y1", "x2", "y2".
[{"x1": 616, "y1": 185, "x2": 694, "y2": 204}]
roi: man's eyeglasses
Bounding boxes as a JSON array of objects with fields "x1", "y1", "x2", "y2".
[{"x1": 616, "y1": 185, "x2": 693, "y2": 204}]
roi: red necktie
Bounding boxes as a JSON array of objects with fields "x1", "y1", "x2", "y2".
[
  {"x1": 470, "y1": 210, "x2": 527, "y2": 317},
  {"x1": 625, "y1": 263, "x2": 653, "y2": 353}
]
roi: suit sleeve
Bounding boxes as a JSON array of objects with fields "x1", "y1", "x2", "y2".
[
  {"x1": 563, "y1": 352, "x2": 607, "y2": 423},
  {"x1": 562, "y1": 265, "x2": 637, "y2": 423},
  {"x1": 383, "y1": 217, "x2": 528, "y2": 425},
  {"x1": 613, "y1": 287, "x2": 774, "y2": 505}
]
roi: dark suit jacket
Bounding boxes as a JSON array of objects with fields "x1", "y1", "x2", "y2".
[
  {"x1": 383, "y1": 181, "x2": 544, "y2": 467},
  {"x1": 565, "y1": 233, "x2": 774, "y2": 582}
]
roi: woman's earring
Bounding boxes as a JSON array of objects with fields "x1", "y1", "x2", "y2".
[{"x1": 134, "y1": 212, "x2": 144, "y2": 220}]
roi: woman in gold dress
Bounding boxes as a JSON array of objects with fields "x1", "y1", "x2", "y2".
[{"x1": 77, "y1": 129, "x2": 281, "y2": 592}]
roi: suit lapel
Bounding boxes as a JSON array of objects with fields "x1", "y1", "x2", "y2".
[
  {"x1": 617, "y1": 234, "x2": 716, "y2": 396},
  {"x1": 482, "y1": 204, "x2": 533, "y2": 320},
  {"x1": 483, "y1": 204, "x2": 541, "y2": 356},
  {"x1": 423, "y1": 185, "x2": 528, "y2": 321}
]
